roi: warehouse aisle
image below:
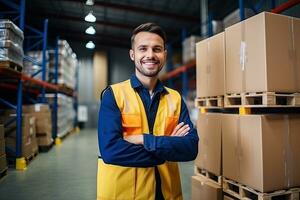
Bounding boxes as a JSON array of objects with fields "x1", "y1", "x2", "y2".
[
  {"x1": 0, "y1": 129, "x2": 194, "y2": 200},
  {"x1": 0, "y1": 129, "x2": 98, "y2": 200}
]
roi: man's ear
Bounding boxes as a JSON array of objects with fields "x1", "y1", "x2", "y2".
[{"x1": 129, "y1": 49, "x2": 134, "y2": 61}]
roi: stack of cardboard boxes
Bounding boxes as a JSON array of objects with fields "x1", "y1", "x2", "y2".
[
  {"x1": 4, "y1": 114, "x2": 38, "y2": 159},
  {"x1": 0, "y1": 124, "x2": 7, "y2": 177},
  {"x1": 193, "y1": 12, "x2": 300, "y2": 200},
  {"x1": 22, "y1": 104, "x2": 53, "y2": 147}
]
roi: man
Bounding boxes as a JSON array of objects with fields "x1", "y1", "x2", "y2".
[{"x1": 97, "y1": 23, "x2": 198, "y2": 200}]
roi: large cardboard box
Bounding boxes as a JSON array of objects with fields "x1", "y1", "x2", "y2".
[
  {"x1": 195, "y1": 113, "x2": 222, "y2": 175},
  {"x1": 225, "y1": 12, "x2": 300, "y2": 94},
  {"x1": 222, "y1": 114, "x2": 300, "y2": 192},
  {"x1": 196, "y1": 32, "x2": 225, "y2": 97},
  {"x1": 4, "y1": 114, "x2": 36, "y2": 139},
  {"x1": 191, "y1": 175, "x2": 222, "y2": 200}
]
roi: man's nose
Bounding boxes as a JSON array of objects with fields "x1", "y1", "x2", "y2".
[{"x1": 146, "y1": 49, "x2": 154, "y2": 58}]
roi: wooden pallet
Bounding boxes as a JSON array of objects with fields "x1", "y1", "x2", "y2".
[
  {"x1": 0, "y1": 61, "x2": 22, "y2": 72},
  {"x1": 25, "y1": 150, "x2": 38, "y2": 163},
  {"x1": 223, "y1": 177, "x2": 300, "y2": 200},
  {"x1": 195, "y1": 96, "x2": 224, "y2": 108},
  {"x1": 225, "y1": 92, "x2": 300, "y2": 108},
  {"x1": 0, "y1": 167, "x2": 8, "y2": 180},
  {"x1": 194, "y1": 166, "x2": 222, "y2": 186}
]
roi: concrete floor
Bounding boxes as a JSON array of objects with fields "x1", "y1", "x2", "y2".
[{"x1": 0, "y1": 129, "x2": 194, "y2": 200}]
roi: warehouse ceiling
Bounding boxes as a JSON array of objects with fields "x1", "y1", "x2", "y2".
[
  {"x1": 24, "y1": 0, "x2": 202, "y2": 52},
  {"x1": 1, "y1": 0, "x2": 265, "y2": 56}
]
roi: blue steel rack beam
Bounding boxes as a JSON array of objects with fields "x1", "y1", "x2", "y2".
[{"x1": 52, "y1": 37, "x2": 59, "y2": 140}]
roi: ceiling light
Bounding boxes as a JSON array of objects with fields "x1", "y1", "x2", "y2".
[
  {"x1": 85, "y1": 26, "x2": 96, "y2": 35},
  {"x1": 86, "y1": 0, "x2": 94, "y2": 6},
  {"x1": 86, "y1": 41, "x2": 95, "y2": 49},
  {"x1": 85, "y1": 11, "x2": 96, "y2": 22}
]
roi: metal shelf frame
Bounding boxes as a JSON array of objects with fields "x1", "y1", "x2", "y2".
[{"x1": 0, "y1": 0, "x2": 52, "y2": 168}]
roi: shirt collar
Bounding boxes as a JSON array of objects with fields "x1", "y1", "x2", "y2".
[{"x1": 130, "y1": 74, "x2": 168, "y2": 94}]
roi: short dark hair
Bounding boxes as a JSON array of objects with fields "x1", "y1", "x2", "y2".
[{"x1": 131, "y1": 22, "x2": 167, "y2": 48}]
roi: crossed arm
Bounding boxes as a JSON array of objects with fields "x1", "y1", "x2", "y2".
[{"x1": 98, "y1": 88, "x2": 199, "y2": 167}]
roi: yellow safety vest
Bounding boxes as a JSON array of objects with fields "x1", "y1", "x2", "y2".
[{"x1": 97, "y1": 79, "x2": 183, "y2": 200}]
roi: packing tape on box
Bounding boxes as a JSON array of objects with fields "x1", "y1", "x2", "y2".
[{"x1": 240, "y1": 21, "x2": 247, "y2": 93}]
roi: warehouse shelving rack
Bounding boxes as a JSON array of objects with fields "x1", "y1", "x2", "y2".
[{"x1": 0, "y1": 0, "x2": 76, "y2": 170}]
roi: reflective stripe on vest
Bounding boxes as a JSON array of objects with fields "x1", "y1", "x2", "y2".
[{"x1": 97, "y1": 79, "x2": 183, "y2": 200}]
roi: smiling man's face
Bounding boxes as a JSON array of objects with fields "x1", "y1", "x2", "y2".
[{"x1": 130, "y1": 31, "x2": 167, "y2": 78}]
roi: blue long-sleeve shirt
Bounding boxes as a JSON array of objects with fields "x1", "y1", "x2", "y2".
[{"x1": 98, "y1": 75, "x2": 199, "y2": 199}]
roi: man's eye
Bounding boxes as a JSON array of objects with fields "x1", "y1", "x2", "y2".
[
  {"x1": 139, "y1": 48, "x2": 147, "y2": 51},
  {"x1": 153, "y1": 48, "x2": 163, "y2": 52}
]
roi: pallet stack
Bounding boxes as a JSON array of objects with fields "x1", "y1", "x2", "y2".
[
  {"x1": 0, "y1": 19, "x2": 24, "y2": 72},
  {"x1": 23, "y1": 51, "x2": 49, "y2": 80},
  {"x1": 22, "y1": 104, "x2": 53, "y2": 149},
  {"x1": 192, "y1": 31, "x2": 225, "y2": 200},
  {"x1": 193, "y1": 12, "x2": 300, "y2": 200},
  {"x1": 46, "y1": 94, "x2": 75, "y2": 138},
  {"x1": 48, "y1": 40, "x2": 77, "y2": 90}
]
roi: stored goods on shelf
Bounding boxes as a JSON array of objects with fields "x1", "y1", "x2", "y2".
[
  {"x1": 0, "y1": 19, "x2": 24, "y2": 46},
  {"x1": 46, "y1": 94, "x2": 75, "y2": 138},
  {"x1": 48, "y1": 40, "x2": 77, "y2": 89},
  {"x1": 222, "y1": 114, "x2": 300, "y2": 192},
  {"x1": 225, "y1": 12, "x2": 300, "y2": 94},
  {"x1": 0, "y1": 40, "x2": 24, "y2": 67},
  {"x1": 223, "y1": 8, "x2": 255, "y2": 28},
  {"x1": 182, "y1": 35, "x2": 202, "y2": 64},
  {"x1": 4, "y1": 114, "x2": 38, "y2": 158},
  {"x1": 22, "y1": 104, "x2": 53, "y2": 146},
  {"x1": 23, "y1": 51, "x2": 49, "y2": 81}
]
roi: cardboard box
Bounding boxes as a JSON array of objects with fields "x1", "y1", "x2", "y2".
[
  {"x1": 23, "y1": 105, "x2": 52, "y2": 135},
  {"x1": 196, "y1": 32, "x2": 225, "y2": 98},
  {"x1": 191, "y1": 176, "x2": 222, "y2": 200},
  {"x1": 225, "y1": 12, "x2": 300, "y2": 94},
  {"x1": 0, "y1": 154, "x2": 7, "y2": 171},
  {"x1": 195, "y1": 113, "x2": 222, "y2": 175},
  {"x1": 222, "y1": 114, "x2": 300, "y2": 192}
]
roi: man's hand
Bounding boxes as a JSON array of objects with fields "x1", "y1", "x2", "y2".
[
  {"x1": 171, "y1": 122, "x2": 190, "y2": 136},
  {"x1": 124, "y1": 135, "x2": 144, "y2": 145}
]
